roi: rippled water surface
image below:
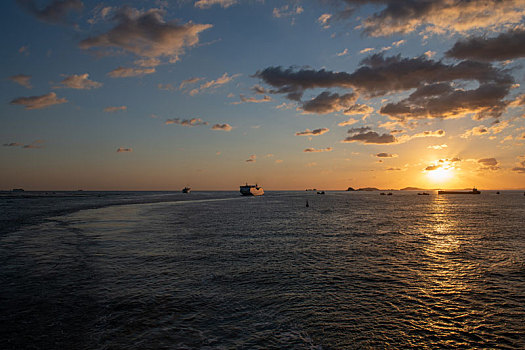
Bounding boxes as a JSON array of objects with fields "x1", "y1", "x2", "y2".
[{"x1": 1, "y1": 191, "x2": 524, "y2": 349}]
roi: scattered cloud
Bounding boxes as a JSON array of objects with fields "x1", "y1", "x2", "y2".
[
  {"x1": 108, "y1": 67, "x2": 156, "y2": 78},
  {"x1": 512, "y1": 156, "x2": 525, "y2": 173},
  {"x1": 461, "y1": 121, "x2": 510, "y2": 138},
  {"x1": 87, "y1": 5, "x2": 113, "y2": 24},
  {"x1": 134, "y1": 58, "x2": 161, "y2": 67},
  {"x1": 3, "y1": 142, "x2": 23, "y2": 147},
  {"x1": 317, "y1": 14, "x2": 332, "y2": 28},
  {"x1": 56, "y1": 73, "x2": 102, "y2": 89},
  {"x1": 232, "y1": 94, "x2": 272, "y2": 104},
  {"x1": 344, "y1": 128, "x2": 396, "y2": 144},
  {"x1": 16, "y1": 0, "x2": 83, "y2": 24},
  {"x1": 189, "y1": 73, "x2": 239, "y2": 95},
  {"x1": 343, "y1": 103, "x2": 373, "y2": 116},
  {"x1": 295, "y1": 128, "x2": 329, "y2": 136},
  {"x1": 304, "y1": 147, "x2": 333, "y2": 153},
  {"x1": 478, "y1": 157, "x2": 500, "y2": 170},
  {"x1": 104, "y1": 106, "x2": 127, "y2": 112},
  {"x1": 446, "y1": 29, "x2": 525, "y2": 62},
  {"x1": 79, "y1": 7, "x2": 212, "y2": 62},
  {"x1": 338, "y1": 118, "x2": 359, "y2": 127},
  {"x1": 428, "y1": 144, "x2": 448, "y2": 150},
  {"x1": 194, "y1": 0, "x2": 237, "y2": 9},
  {"x1": 386, "y1": 167, "x2": 402, "y2": 171},
  {"x1": 22, "y1": 140, "x2": 45, "y2": 149},
  {"x1": 246, "y1": 154, "x2": 256, "y2": 162},
  {"x1": 179, "y1": 77, "x2": 203, "y2": 90},
  {"x1": 359, "y1": 47, "x2": 374, "y2": 54},
  {"x1": 376, "y1": 153, "x2": 397, "y2": 158},
  {"x1": 302, "y1": 91, "x2": 356, "y2": 114},
  {"x1": 273, "y1": 5, "x2": 303, "y2": 18},
  {"x1": 337, "y1": 48, "x2": 349, "y2": 57},
  {"x1": 10, "y1": 92, "x2": 67, "y2": 110},
  {"x1": 256, "y1": 54, "x2": 514, "y2": 120},
  {"x1": 165, "y1": 118, "x2": 208, "y2": 127},
  {"x1": 8, "y1": 74, "x2": 32, "y2": 89},
  {"x1": 330, "y1": 0, "x2": 525, "y2": 37},
  {"x1": 211, "y1": 123, "x2": 232, "y2": 131},
  {"x1": 116, "y1": 147, "x2": 132, "y2": 153}
]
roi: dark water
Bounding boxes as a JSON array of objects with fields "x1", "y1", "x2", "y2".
[{"x1": 1, "y1": 191, "x2": 524, "y2": 349}]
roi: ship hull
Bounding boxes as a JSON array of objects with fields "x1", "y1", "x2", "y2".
[
  {"x1": 438, "y1": 190, "x2": 480, "y2": 194},
  {"x1": 240, "y1": 186, "x2": 264, "y2": 196}
]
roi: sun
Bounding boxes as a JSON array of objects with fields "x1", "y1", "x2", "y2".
[{"x1": 427, "y1": 167, "x2": 453, "y2": 183}]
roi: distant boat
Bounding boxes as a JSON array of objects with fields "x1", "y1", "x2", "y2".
[
  {"x1": 12, "y1": 188, "x2": 24, "y2": 192},
  {"x1": 317, "y1": 191, "x2": 325, "y2": 195},
  {"x1": 182, "y1": 187, "x2": 191, "y2": 193},
  {"x1": 380, "y1": 192, "x2": 386, "y2": 196},
  {"x1": 387, "y1": 192, "x2": 393, "y2": 196},
  {"x1": 240, "y1": 183, "x2": 264, "y2": 196},
  {"x1": 306, "y1": 188, "x2": 317, "y2": 191},
  {"x1": 438, "y1": 188, "x2": 480, "y2": 195},
  {"x1": 418, "y1": 192, "x2": 430, "y2": 195}
]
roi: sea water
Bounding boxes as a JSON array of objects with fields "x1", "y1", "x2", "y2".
[{"x1": 1, "y1": 190, "x2": 524, "y2": 349}]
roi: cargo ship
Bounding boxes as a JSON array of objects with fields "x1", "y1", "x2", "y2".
[
  {"x1": 240, "y1": 183, "x2": 264, "y2": 196},
  {"x1": 438, "y1": 187, "x2": 480, "y2": 195}
]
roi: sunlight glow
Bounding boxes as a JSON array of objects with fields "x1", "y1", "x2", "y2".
[{"x1": 427, "y1": 167, "x2": 453, "y2": 183}]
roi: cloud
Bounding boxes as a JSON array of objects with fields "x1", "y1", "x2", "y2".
[
  {"x1": 304, "y1": 147, "x2": 333, "y2": 153},
  {"x1": 104, "y1": 106, "x2": 127, "y2": 112},
  {"x1": 165, "y1": 118, "x2": 208, "y2": 126},
  {"x1": 9, "y1": 74, "x2": 32, "y2": 88},
  {"x1": 338, "y1": 118, "x2": 359, "y2": 127},
  {"x1": 425, "y1": 164, "x2": 441, "y2": 171},
  {"x1": 317, "y1": 14, "x2": 332, "y2": 28},
  {"x1": 386, "y1": 167, "x2": 402, "y2": 171},
  {"x1": 273, "y1": 5, "x2": 303, "y2": 18},
  {"x1": 189, "y1": 73, "x2": 239, "y2": 95},
  {"x1": 256, "y1": 54, "x2": 513, "y2": 120},
  {"x1": 343, "y1": 103, "x2": 373, "y2": 116},
  {"x1": 409, "y1": 129, "x2": 445, "y2": 139},
  {"x1": 10, "y1": 92, "x2": 67, "y2": 110},
  {"x1": 295, "y1": 128, "x2": 329, "y2": 136},
  {"x1": 87, "y1": 5, "x2": 113, "y2": 24},
  {"x1": 428, "y1": 144, "x2": 447, "y2": 150},
  {"x1": 337, "y1": 48, "x2": 349, "y2": 57},
  {"x1": 376, "y1": 153, "x2": 397, "y2": 158},
  {"x1": 108, "y1": 67, "x2": 156, "y2": 78},
  {"x1": 3, "y1": 142, "x2": 23, "y2": 147},
  {"x1": 56, "y1": 73, "x2": 102, "y2": 89},
  {"x1": 512, "y1": 167, "x2": 525, "y2": 173},
  {"x1": 211, "y1": 123, "x2": 232, "y2": 131},
  {"x1": 194, "y1": 0, "x2": 237, "y2": 9},
  {"x1": 179, "y1": 77, "x2": 203, "y2": 90},
  {"x1": 478, "y1": 157, "x2": 500, "y2": 170},
  {"x1": 344, "y1": 129, "x2": 397, "y2": 144},
  {"x1": 251, "y1": 85, "x2": 267, "y2": 94},
  {"x1": 302, "y1": 91, "x2": 356, "y2": 114},
  {"x1": 446, "y1": 29, "x2": 525, "y2": 62},
  {"x1": 17, "y1": 0, "x2": 83, "y2": 24},
  {"x1": 134, "y1": 58, "x2": 161, "y2": 67},
  {"x1": 79, "y1": 7, "x2": 212, "y2": 62},
  {"x1": 246, "y1": 154, "x2": 256, "y2": 162},
  {"x1": 359, "y1": 48, "x2": 374, "y2": 54},
  {"x1": 461, "y1": 121, "x2": 510, "y2": 138},
  {"x1": 330, "y1": 0, "x2": 525, "y2": 37},
  {"x1": 232, "y1": 94, "x2": 272, "y2": 104},
  {"x1": 116, "y1": 147, "x2": 132, "y2": 153}
]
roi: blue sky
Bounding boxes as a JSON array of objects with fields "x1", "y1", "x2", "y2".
[{"x1": 1, "y1": 0, "x2": 525, "y2": 190}]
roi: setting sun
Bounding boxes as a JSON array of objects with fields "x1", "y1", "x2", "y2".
[{"x1": 427, "y1": 167, "x2": 454, "y2": 183}]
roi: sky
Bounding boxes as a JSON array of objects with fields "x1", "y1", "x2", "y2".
[{"x1": 1, "y1": 0, "x2": 525, "y2": 190}]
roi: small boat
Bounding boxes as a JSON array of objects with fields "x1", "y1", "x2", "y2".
[
  {"x1": 438, "y1": 187, "x2": 480, "y2": 195},
  {"x1": 387, "y1": 192, "x2": 393, "y2": 196},
  {"x1": 182, "y1": 187, "x2": 191, "y2": 193},
  {"x1": 240, "y1": 183, "x2": 264, "y2": 196},
  {"x1": 317, "y1": 191, "x2": 325, "y2": 195},
  {"x1": 380, "y1": 192, "x2": 386, "y2": 195},
  {"x1": 12, "y1": 188, "x2": 25, "y2": 192},
  {"x1": 418, "y1": 192, "x2": 429, "y2": 195}
]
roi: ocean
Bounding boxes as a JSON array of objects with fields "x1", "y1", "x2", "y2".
[{"x1": 1, "y1": 190, "x2": 524, "y2": 349}]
